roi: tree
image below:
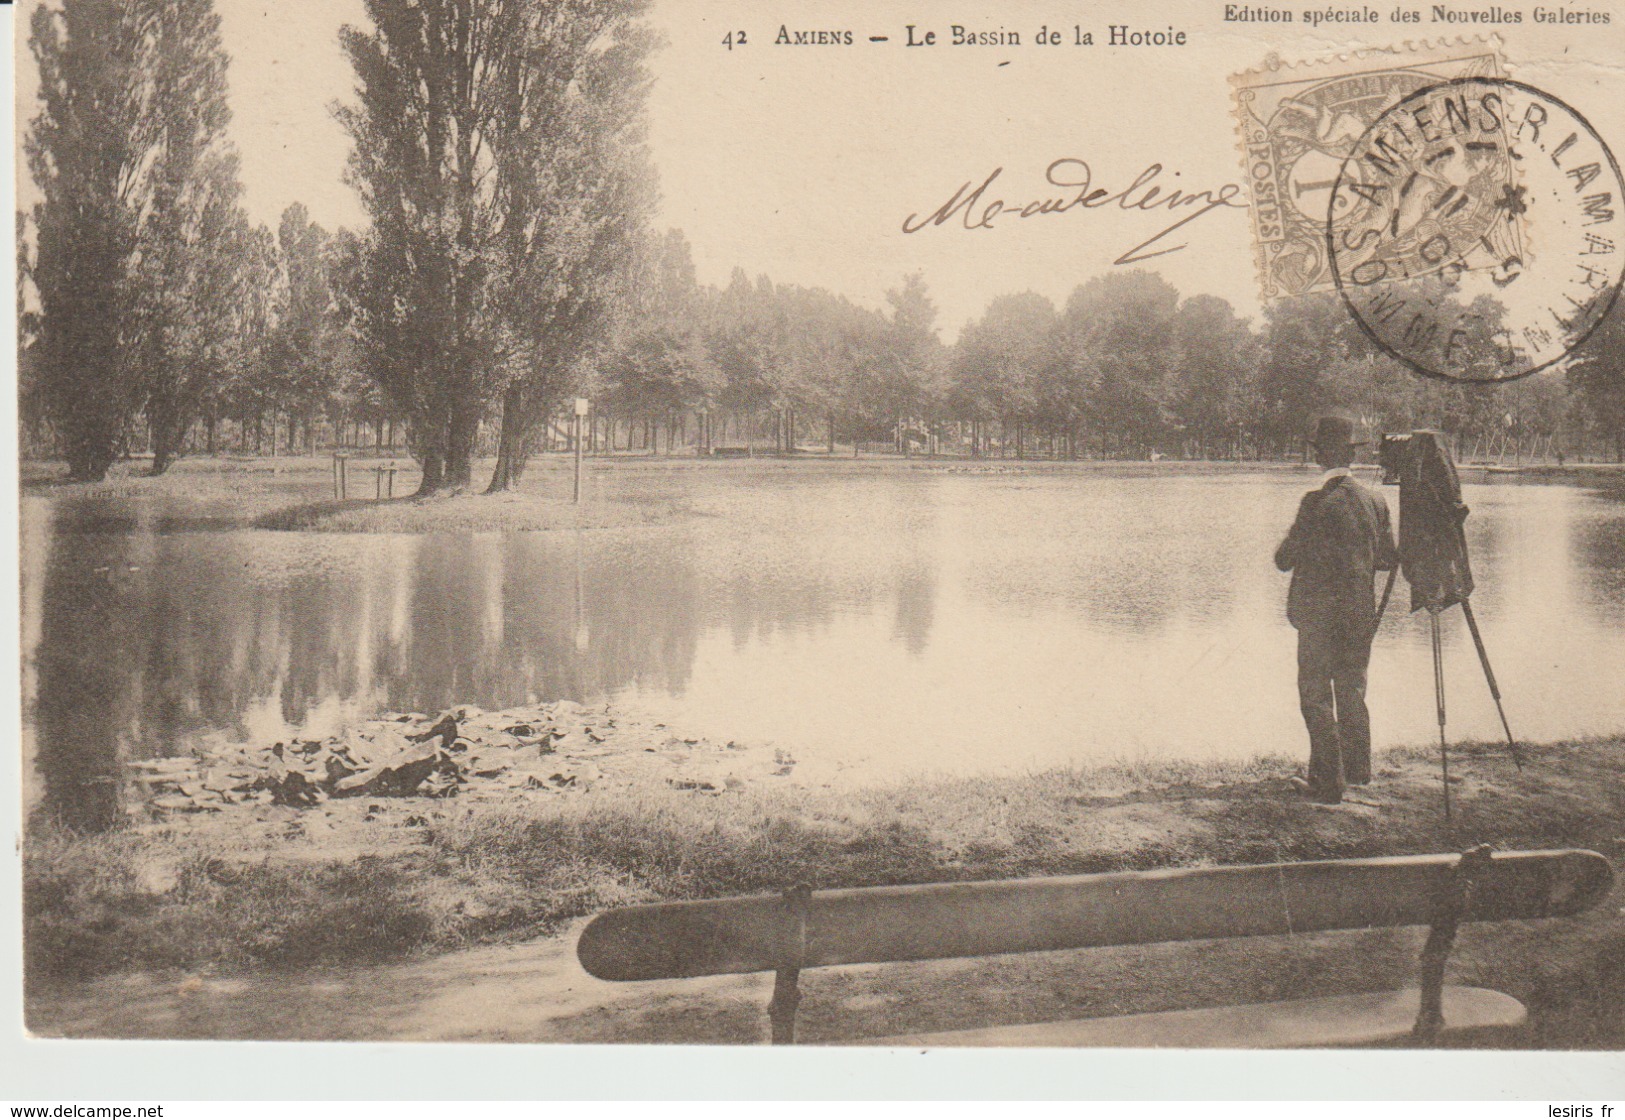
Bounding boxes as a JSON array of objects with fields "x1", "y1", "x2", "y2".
[
  {"x1": 206, "y1": 222, "x2": 283, "y2": 454},
  {"x1": 1059, "y1": 271, "x2": 1181, "y2": 458},
  {"x1": 140, "y1": 181, "x2": 253, "y2": 475},
  {"x1": 339, "y1": 0, "x2": 655, "y2": 495},
  {"x1": 596, "y1": 230, "x2": 719, "y2": 456},
  {"x1": 710, "y1": 269, "x2": 780, "y2": 436},
  {"x1": 1568, "y1": 299, "x2": 1625, "y2": 461},
  {"x1": 17, "y1": 212, "x2": 47, "y2": 447},
  {"x1": 27, "y1": 0, "x2": 243, "y2": 481},
  {"x1": 1167, "y1": 294, "x2": 1257, "y2": 459},
  {"x1": 323, "y1": 226, "x2": 384, "y2": 449},
  {"x1": 485, "y1": 2, "x2": 657, "y2": 488},
  {"x1": 875, "y1": 272, "x2": 943, "y2": 451},
  {"x1": 1255, "y1": 292, "x2": 1371, "y2": 456},
  {"x1": 258, "y1": 204, "x2": 347, "y2": 454},
  {"x1": 133, "y1": 0, "x2": 245, "y2": 475},
  {"x1": 778, "y1": 285, "x2": 882, "y2": 454},
  {"x1": 951, "y1": 292, "x2": 1057, "y2": 457}
]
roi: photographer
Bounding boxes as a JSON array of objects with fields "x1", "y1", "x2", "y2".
[{"x1": 1274, "y1": 413, "x2": 1399, "y2": 805}]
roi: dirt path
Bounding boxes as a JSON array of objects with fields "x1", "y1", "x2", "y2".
[
  {"x1": 29, "y1": 878, "x2": 1624, "y2": 1048},
  {"x1": 26, "y1": 921, "x2": 759, "y2": 1043}
]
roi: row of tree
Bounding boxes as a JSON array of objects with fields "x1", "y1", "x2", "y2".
[
  {"x1": 20, "y1": 0, "x2": 1625, "y2": 488},
  {"x1": 22, "y1": 0, "x2": 659, "y2": 491},
  {"x1": 24, "y1": 0, "x2": 251, "y2": 479},
  {"x1": 578, "y1": 249, "x2": 1625, "y2": 465}
]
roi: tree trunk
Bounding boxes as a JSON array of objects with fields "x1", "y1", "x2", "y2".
[
  {"x1": 442, "y1": 417, "x2": 477, "y2": 491},
  {"x1": 66, "y1": 450, "x2": 113, "y2": 483},
  {"x1": 417, "y1": 448, "x2": 445, "y2": 495},
  {"x1": 147, "y1": 391, "x2": 190, "y2": 476},
  {"x1": 487, "y1": 385, "x2": 532, "y2": 492}
]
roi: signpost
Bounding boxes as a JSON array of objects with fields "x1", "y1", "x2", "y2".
[{"x1": 573, "y1": 398, "x2": 590, "y2": 504}]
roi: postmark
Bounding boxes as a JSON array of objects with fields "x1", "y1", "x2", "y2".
[
  {"x1": 1231, "y1": 40, "x2": 1507, "y2": 301},
  {"x1": 1328, "y1": 77, "x2": 1625, "y2": 383}
]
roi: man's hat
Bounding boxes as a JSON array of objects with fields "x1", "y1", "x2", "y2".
[{"x1": 1308, "y1": 412, "x2": 1367, "y2": 448}]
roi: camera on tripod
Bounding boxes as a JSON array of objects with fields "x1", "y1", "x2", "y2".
[{"x1": 1374, "y1": 429, "x2": 1523, "y2": 810}]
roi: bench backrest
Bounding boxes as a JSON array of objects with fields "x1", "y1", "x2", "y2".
[{"x1": 577, "y1": 849, "x2": 1612, "y2": 982}]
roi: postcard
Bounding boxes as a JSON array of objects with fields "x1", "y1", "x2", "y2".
[{"x1": 11, "y1": 0, "x2": 1624, "y2": 1081}]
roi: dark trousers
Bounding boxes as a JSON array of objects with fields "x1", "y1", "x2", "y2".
[{"x1": 1296, "y1": 620, "x2": 1373, "y2": 800}]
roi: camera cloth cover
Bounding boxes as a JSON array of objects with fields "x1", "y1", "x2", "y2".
[{"x1": 1398, "y1": 431, "x2": 1475, "y2": 612}]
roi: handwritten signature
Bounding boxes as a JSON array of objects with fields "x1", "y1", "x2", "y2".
[{"x1": 902, "y1": 159, "x2": 1246, "y2": 265}]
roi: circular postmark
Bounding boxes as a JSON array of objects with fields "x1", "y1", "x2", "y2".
[{"x1": 1327, "y1": 77, "x2": 1625, "y2": 383}]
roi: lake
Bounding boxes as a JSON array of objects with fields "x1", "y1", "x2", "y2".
[{"x1": 21, "y1": 461, "x2": 1625, "y2": 829}]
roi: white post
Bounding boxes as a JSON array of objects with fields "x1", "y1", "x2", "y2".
[{"x1": 573, "y1": 398, "x2": 590, "y2": 504}]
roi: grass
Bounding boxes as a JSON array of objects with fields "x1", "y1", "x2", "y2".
[
  {"x1": 24, "y1": 830, "x2": 440, "y2": 979},
  {"x1": 21, "y1": 454, "x2": 690, "y2": 534},
  {"x1": 26, "y1": 453, "x2": 1625, "y2": 536},
  {"x1": 25, "y1": 737, "x2": 1624, "y2": 990},
  {"x1": 255, "y1": 489, "x2": 679, "y2": 533}
]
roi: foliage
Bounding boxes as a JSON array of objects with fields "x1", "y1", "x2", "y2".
[
  {"x1": 1254, "y1": 291, "x2": 1370, "y2": 455},
  {"x1": 337, "y1": 0, "x2": 657, "y2": 494},
  {"x1": 26, "y1": 0, "x2": 248, "y2": 480},
  {"x1": 1058, "y1": 272, "x2": 1181, "y2": 456},
  {"x1": 1567, "y1": 297, "x2": 1625, "y2": 460},
  {"x1": 484, "y1": 0, "x2": 659, "y2": 489},
  {"x1": 595, "y1": 230, "x2": 719, "y2": 430},
  {"x1": 1170, "y1": 293, "x2": 1260, "y2": 457}
]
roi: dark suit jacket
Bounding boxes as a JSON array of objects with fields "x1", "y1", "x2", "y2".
[{"x1": 1275, "y1": 474, "x2": 1398, "y2": 631}]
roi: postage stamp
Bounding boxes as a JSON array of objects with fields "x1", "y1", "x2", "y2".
[
  {"x1": 1328, "y1": 77, "x2": 1625, "y2": 383},
  {"x1": 1231, "y1": 40, "x2": 1509, "y2": 301}
]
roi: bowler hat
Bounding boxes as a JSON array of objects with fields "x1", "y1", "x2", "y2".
[{"x1": 1309, "y1": 413, "x2": 1367, "y2": 448}]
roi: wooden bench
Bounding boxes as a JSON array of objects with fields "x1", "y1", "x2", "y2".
[{"x1": 576, "y1": 846, "x2": 1613, "y2": 1047}]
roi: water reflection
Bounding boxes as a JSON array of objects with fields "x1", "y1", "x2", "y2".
[{"x1": 22, "y1": 465, "x2": 1625, "y2": 829}]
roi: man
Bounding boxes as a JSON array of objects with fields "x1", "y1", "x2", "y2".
[{"x1": 1274, "y1": 413, "x2": 1399, "y2": 804}]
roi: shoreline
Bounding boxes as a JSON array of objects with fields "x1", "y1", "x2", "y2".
[
  {"x1": 26, "y1": 718, "x2": 1624, "y2": 1043},
  {"x1": 21, "y1": 453, "x2": 1624, "y2": 535}
]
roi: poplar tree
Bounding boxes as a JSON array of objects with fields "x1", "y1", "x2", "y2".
[
  {"x1": 27, "y1": 0, "x2": 244, "y2": 480},
  {"x1": 484, "y1": 0, "x2": 657, "y2": 490},
  {"x1": 338, "y1": 0, "x2": 656, "y2": 495},
  {"x1": 266, "y1": 204, "x2": 345, "y2": 453}
]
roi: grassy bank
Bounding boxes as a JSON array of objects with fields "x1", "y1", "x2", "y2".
[
  {"x1": 255, "y1": 488, "x2": 680, "y2": 533},
  {"x1": 26, "y1": 738, "x2": 1623, "y2": 991},
  {"x1": 24, "y1": 453, "x2": 1625, "y2": 536},
  {"x1": 21, "y1": 455, "x2": 691, "y2": 533}
]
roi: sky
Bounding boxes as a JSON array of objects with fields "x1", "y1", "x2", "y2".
[{"x1": 15, "y1": 0, "x2": 1625, "y2": 339}]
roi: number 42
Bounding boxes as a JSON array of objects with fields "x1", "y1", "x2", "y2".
[{"x1": 722, "y1": 30, "x2": 747, "y2": 49}]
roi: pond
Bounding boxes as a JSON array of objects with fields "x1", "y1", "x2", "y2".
[{"x1": 21, "y1": 461, "x2": 1625, "y2": 829}]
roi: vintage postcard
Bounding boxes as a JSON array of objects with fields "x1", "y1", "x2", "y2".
[{"x1": 10, "y1": 0, "x2": 1625, "y2": 1081}]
